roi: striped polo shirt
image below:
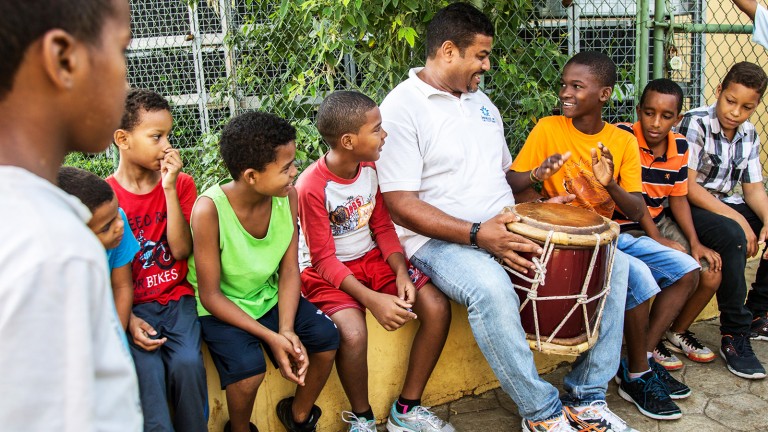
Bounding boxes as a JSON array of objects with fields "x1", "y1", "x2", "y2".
[{"x1": 614, "y1": 122, "x2": 689, "y2": 230}]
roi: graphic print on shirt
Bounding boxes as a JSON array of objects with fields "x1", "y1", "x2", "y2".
[
  {"x1": 562, "y1": 158, "x2": 614, "y2": 218},
  {"x1": 329, "y1": 194, "x2": 374, "y2": 236},
  {"x1": 135, "y1": 230, "x2": 176, "y2": 270}
]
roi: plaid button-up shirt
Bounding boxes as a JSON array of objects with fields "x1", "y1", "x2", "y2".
[{"x1": 675, "y1": 103, "x2": 763, "y2": 205}]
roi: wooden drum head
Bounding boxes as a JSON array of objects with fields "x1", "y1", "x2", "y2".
[{"x1": 503, "y1": 202, "x2": 618, "y2": 246}]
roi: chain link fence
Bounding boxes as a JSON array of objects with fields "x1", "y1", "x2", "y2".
[{"x1": 64, "y1": 0, "x2": 767, "y2": 189}]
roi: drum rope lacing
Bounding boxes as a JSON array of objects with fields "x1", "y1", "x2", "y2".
[{"x1": 500, "y1": 231, "x2": 616, "y2": 352}]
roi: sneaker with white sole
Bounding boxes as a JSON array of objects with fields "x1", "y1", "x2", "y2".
[
  {"x1": 652, "y1": 341, "x2": 683, "y2": 370},
  {"x1": 751, "y1": 313, "x2": 768, "y2": 341},
  {"x1": 342, "y1": 411, "x2": 376, "y2": 432},
  {"x1": 720, "y1": 334, "x2": 766, "y2": 379},
  {"x1": 564, "y1": 400, "x2": 638, "y2": 432},
  {"x1": 666, "y1": 330, "x2": 716, "y2": 363},
  {"x1": 522, "y1": 412, "x2": 577, "y2": 432},
  {"x1": 386, "y1": 402, "x2": 455, "y2": 432}
]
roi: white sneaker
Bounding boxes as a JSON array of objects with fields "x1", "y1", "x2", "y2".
[
  {"x1": 666, "y1": 330, "x2": 716, "y2": 363},
  {"x1": 386, "y1": 403, "x2": 454, "y2": 432},
  {"x1": 342, "y1": 411, "x2": 377, "y2": 432},
  {"x1": 522, "y1": 412, "x2": 577, "y2": 432},
  {"x1": 564, "y1": 400, "x2": 638, "y2": 432}
]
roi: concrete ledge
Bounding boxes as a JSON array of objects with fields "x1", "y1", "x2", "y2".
[
  {"x1": 204, "y1": 257, "x2": 749, "y2": 430},
  {"x1": 203, "y1": 301, "x2": 572, "y2": 431}
]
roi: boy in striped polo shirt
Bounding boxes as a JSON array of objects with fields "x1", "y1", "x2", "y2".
[{"x1": 616, "y1": 79, "x2": 722, "y2": 369}]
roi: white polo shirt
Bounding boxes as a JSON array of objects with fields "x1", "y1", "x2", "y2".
[{"x1": 377, "y1": 67, "x2": 516, "y2": 257}]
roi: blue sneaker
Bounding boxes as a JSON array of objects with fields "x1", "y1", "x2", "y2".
[
  {"x1": 342, "y1": 411, "x2": 376, "y2": 432},
  {"x1": 386, "y1": 402, "x2": 455, "y2": 432}
]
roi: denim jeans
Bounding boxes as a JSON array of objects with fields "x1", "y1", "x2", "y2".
[
  {"x1": 130, "y1": 296, "x2": 209, "y2": 432},
  {"x1": 684, "y1": 204, "x2": 768, "y2": 334},
  {"x1": 618, "y1": 233, "x2": 700, "y2": 310},
  {"x1": 411, "y1": 240, "x2": 628, "y2": 421}
]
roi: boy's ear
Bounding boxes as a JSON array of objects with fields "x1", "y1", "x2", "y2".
[
  {"x1": 715, "y1": 84, "x2": 723, "y2": 98},
  {"x1": 339, "y1": 133, "x2": 355, "y2": 151},
  {"x1": 40, "y1": 29, "x2": 81, "y2": 91},
  {"x1": 242, "y1": 168, "x2": 259, "y2": 184},
  {"x1": 113, "y1": 129, "x2": 129, "y2": 149},
  {"x1": 600, "y1": 86, "x2": 612, "y2": 103}
]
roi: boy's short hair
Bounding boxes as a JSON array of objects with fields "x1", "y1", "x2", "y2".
[
  {"x1": 639, "y1": 78, "x2": 684, "y2": 113},
  {"x1": 722, "y1": 61, "x2": 768, "y2": 97},
  {"x1": 565, "y1": 51, "x2": 617, "y2": 88},
  {"x1": 219, "y1": 111, "x2": 296, "y2": 178},
  {"x1": 316, "y1": 91, "x2": 378, "y2": 148},
  {"x1": 0, "y1": 0, "x2": 117, "y2": 101},
  {"x1": 120, "y1": 88, "x2": 172, "y2": 132},
  {"x1": 58, "y1": 166, "x2": 115, "y2": 213},
  {"x1": 426, "y1": 2, "x2": 495, "y2": 59}
]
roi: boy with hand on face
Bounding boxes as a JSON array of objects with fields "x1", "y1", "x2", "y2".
[{"x1": 107, "y1": 88, "x2": 209, "y2": 432}]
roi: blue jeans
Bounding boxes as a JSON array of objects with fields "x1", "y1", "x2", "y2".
[
  {"x1": 130, "y1": 296, "x2": 209, "y2": 432},
  {"x1": 411, "y1": 240, "x2": 628, "y2": 421},
  {"x1": 618, "y1": 233, "x2": 700, "y2": 310}
]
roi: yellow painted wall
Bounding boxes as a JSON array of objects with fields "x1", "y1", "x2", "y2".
[{"x1": 204, "y1": 301, "x2": 572, "y2": 431}]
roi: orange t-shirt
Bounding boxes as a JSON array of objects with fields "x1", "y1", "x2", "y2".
[{"x1": 511, "y1": 116, "x2": 642, "y2": 219}]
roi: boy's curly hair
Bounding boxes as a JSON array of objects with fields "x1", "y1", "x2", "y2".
[
  {"x1": 219, "y1": 111, "x2": 296, "y2": 179},
  {"x1": 640, "y1": 78, "x2": 684, "y2": 114},
  {"x1": 722, "y1": 62, "x2": 768, "y2": 98},
  {"x1": 565, "y1": 51, "x2": 617, "y2": 88},
  {"x1": 120, "y1": 88, "x2": 172, "y2": 132}
]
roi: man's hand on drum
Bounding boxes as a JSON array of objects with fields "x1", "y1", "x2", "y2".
[
  {"x1": 477, "y1": 212, "x2": 543, "y2": 274},
  {"x1": 534, "y1": 151, "x2": 571, "y2": 181},
  {"x1": 368, "y1": 291, "x2": 417, "y2": 331},
  {"x1": 591, "y1": 142, "x2": 615, "y2": 187},
  {"x1": 691, "y1": 242, "x2": 722, "y2": 273}
]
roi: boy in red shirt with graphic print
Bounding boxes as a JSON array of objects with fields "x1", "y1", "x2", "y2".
[
  {"x1": 296, "y1": 91, "x2": 453, "y2": 432},
  {"x1": 107, "y1": 88, "x2": 208, "y2": 432}
]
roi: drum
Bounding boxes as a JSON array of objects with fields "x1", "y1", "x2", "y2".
[{"x1": 501, "y1": 202, "x2": 619, "y2": 356}]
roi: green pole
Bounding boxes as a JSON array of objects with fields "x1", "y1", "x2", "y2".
[
  {"x1": 661, "y1": 23, "x2": 754, "y2": 34},
  {"x1": 653, "y1": 0, "x2": 666, "y2": 79},
  {"x1": 637, "y1": 0, "x2": 649, "y2": 109}
]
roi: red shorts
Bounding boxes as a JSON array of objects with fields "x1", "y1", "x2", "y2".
[{"x1": 300, "y1": 247, "x2": 429, "y2": 316}]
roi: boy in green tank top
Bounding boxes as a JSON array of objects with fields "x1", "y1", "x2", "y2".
[{"x1": 187, "y1": 112, "x2": 339, "y2": 432}]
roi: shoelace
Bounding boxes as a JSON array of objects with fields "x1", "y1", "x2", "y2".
[
  {"x1": 579, "y1": 401, "x2": 628, "y2": 431},
  {"x1": 408, "y1": 406, "x2": 446, "y2": 428},
  {"x1": 642, "y1": 373, "x2": 672, "y2": 401},
  {"x1": 341, "y1": 411, "x2": 376, "y2": 432},
  {"x1": 655, "y1": 341, "x2": 674, "y2": 358},
  {"x1": 530, "y1": 414, "x2": 574, "y2": 432},
  {"x1": 732, "y1": 334, "x2": 756, "y2": 357},
  {"x1": 679, "y1": 331, "x2": 706, "y2": 350}
]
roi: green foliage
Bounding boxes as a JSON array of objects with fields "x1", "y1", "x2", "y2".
[{"x1": 211, "y1": 0, "x2": 567, "y2": 173}]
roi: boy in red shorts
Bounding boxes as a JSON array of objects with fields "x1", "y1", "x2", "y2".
[{"x1": 296, "y1": 91, "x2": 453, "y2": 432}]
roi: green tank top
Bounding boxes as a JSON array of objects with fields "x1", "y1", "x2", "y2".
[{"x1": 187, "y1": 183, "x2": 293, "y2": 319}]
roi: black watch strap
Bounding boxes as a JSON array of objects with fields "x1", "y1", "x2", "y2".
[{"x1": 469, "y1": 222, "x2": 481, "y2": 247}]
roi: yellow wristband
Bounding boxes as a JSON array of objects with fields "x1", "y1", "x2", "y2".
[{"x1": 529, "y1": 168, "x2": 541, "y2": 184}]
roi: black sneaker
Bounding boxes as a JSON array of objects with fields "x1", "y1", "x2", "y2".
[
  {"x1": 720, "y1": 334, "x2": 767, "y2": 379},
  {"x1": 616, "y1": 360, "x2": 682, "y2": 420},
  {"x1": 751, "y1": 313, "x2": 768, "y2": 341},
  {"x1": 649, "y1": 359, "x2": 691, "y2": 399},
  {"x1": 276, "y1": 397, "x2": 321, "y2": 432},
  {"x1": 223, "y1": 420, "x2": 259, "y2": 432}
]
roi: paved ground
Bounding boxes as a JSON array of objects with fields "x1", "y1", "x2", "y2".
[{"x1": 390, "y1": 318, "x2": 768, "y2": 431}]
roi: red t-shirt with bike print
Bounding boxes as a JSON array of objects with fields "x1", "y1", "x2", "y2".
[{"x1": 106, "y1": 173, "x2": 197, "y2": 305}]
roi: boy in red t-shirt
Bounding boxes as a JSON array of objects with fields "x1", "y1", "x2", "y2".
[{"x1": 107, "y1": 88, "x2": 208, "y2": 432}]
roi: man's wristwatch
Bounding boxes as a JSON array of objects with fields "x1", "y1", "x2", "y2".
[{"x1": 469, "y1": 222, "x2": 481, "y2": 248}]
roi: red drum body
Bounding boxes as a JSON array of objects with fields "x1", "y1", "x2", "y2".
[{"x1": 503, "y1": 202, "x2": 619, "y2": 355}]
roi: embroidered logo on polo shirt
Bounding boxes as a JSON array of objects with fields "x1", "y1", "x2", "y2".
[{"x1": 480, "y1": 106, "x2": 496, "y2": 123}]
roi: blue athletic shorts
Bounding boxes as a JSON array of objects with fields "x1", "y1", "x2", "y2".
[{"x1": 200, "y1": 296, "x2": 339, "y2": 388}]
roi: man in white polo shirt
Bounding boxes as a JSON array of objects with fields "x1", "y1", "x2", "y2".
[{"x1": 376, "y1": 3, "x2": 634, "y2": 431}]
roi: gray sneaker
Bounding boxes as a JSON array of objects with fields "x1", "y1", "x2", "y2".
[
  {"x1": 564, "y1": 400, "x2": 638, "y2": 431},
  {"x1": 522, "y1": 411, "x2": 577, "y2": 432},
  {"x1": 386, "y1": 402, "x2": 455, "y2": 432},
  {"x1": 342, "y1": 411, "x2": 376, "y2": 432}
]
